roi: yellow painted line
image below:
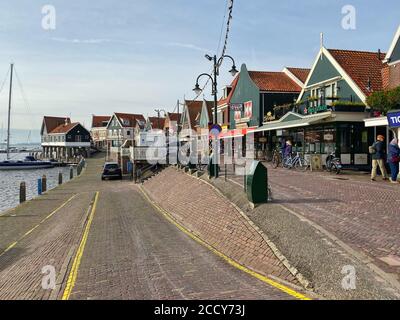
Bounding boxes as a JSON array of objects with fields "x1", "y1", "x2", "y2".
[
  {"x1": 0, "y1": 194, "x2": 78, "y2": 258},
  {"x1": 4, "y1": 242, "x2": 18, "y2": 253},
  {"x1": 23, "y1": 224, "x2": 40, "y2": 237},
  {"x1": 41, "y1": 194, "x2": 78, "y2": 223},
  {"x1": 139, "y1": 186, "x2": 311, "y2": 301},
  {"x1": 62, "y1": 192, "x2": 99, "y2": 300}
]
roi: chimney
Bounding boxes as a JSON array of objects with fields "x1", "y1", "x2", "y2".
[
  {"x1": 65, "y1": 118, "x2": 70, "y2": 126},
  {"x1": 378, "y1": 49, "x2": 382, "y2": 60}
]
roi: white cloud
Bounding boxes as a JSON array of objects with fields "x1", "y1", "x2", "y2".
[
  {"x1": 166, "y1": 42, "x2": 210, "y2": 53},
  {"x1": 51, "y1": 37, "x2": 113, "y2": 44}
]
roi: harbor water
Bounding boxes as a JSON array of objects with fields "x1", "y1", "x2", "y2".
[{"x1": 0, "y1": 153, "x2": 77, "y2": 213}]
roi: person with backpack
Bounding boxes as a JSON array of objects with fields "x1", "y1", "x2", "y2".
[
  {"x1": 388, "y1": 138, "x2": 400, "y2": 184},
  {"x1": 370, "y1": 135, "x2": 388, "y2": 181}
]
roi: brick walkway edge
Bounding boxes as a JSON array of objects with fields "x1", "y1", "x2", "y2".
[{"x1": 142, "y1": 167, "x2": 302, "y2": 287}]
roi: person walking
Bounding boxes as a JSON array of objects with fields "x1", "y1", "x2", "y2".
[
  {"x1": 371, "y1": 135, "x2": 389, "y2": 181},
  {"x1": 388, "y1": 138, "x2": 400, "y2": 184}
]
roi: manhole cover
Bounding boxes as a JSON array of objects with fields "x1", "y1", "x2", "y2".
[
  {"x1": 379, "y1": 255, "x2": 400, "y2": 267},
  {"x1": 332, "y1": 177, "x2": 349, "y2": 181}
]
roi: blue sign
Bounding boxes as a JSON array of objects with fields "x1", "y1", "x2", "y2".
[{"x1": 387, "y1": 111, "x2": 400, "y2": 128}]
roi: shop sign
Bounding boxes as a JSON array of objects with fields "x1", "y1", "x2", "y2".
[
  {"x1": 244, "y1": 101, "x2": 253, "y2": 118},
  {"x1": 304, "y1": 105, "x2": 328, "y2": 115},
  {"x1": 259, "y1": 137, "x2": 267, "y2": 143},
  {"x1": 230, "y1": 103, "x2": 243, "y2": 111},
  {"x1": 324, "y1": 133, "x2": 334, "y2": 141},
  {"x1": 387, "y1": 111, "x2": 400, "y2": 128},
  {"x1": 234, "y1": 111, "x2": 241, "y2": 121}
]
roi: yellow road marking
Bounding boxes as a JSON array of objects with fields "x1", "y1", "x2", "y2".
[
  {"x1": 139, "y1": 186, "x2": 311, "y2": 301},
  {"x1": 4, "y1": 242, "x2": 17, "y2": 253},
  {"x1": 0, "y1": 194, "x2": 78, "y2": 258},
  {"x1": 62, "y1": 192, "x2": 99, "y2": 300}
]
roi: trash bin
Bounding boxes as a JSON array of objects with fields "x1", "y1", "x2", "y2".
[{"x1": 246, "y1": 160, "x2": 268, "y2": 204}]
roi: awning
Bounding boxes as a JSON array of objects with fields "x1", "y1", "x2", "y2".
[
  {"x1": 254, "y1": 111, "x2": 333, "y2": 133},
  {"x1": 219, "y1": 127, "x2": 256, "y2": 139}
]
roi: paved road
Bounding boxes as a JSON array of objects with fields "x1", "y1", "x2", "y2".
[
  {"x1": 224, "y1": 162, "x2": 400, "y2": 281},
  {"x1": 0, "y1": 155, "x2": 294, "y2": 300}
]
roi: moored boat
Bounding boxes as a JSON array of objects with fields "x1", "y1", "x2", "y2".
[{"x1": 0, "y1": 156, "x2": 54, "y2": 170}]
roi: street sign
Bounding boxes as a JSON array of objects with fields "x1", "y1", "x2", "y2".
[{"x1": 387, "y1": 110, "x2": 400, "y2": 128}]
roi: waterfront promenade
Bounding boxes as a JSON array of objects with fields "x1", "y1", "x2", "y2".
[{"x1": 0, "y1": 154, "x2": 296, "y2": 300}]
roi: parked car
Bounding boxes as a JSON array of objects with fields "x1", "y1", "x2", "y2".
[{"x1": 101, "y1": 162, "x2": 122, "y2": 180}]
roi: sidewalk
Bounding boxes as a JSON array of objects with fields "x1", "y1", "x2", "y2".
[{"x1": 222, "y1": 162, "x2": 400, "y2": 290}]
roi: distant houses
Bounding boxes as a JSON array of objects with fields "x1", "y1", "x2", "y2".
[
  {"x1": 41, "y1": 116, "x2": 91, "y2": 160},
  {"x1": 91, "y1": 115, "x2": 111, "y2": 151},
  {"x1": 40, "y1": 24, "x2": 400, "y2": 174}
]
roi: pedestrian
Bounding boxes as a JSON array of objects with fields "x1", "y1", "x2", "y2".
[
  {"x1": 284, "y1": 140, "x2": 293, "y2": 158},
  {"x1": 388, "y1": 138, "x2": 400, "y2": 184},
  {"x1": 370, "y1": 135, "x2": 389, "y2": 181}
]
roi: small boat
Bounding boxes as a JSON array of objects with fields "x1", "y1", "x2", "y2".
[{"x1": 0, "y1": 156, "x2": 54, "y2": 170}]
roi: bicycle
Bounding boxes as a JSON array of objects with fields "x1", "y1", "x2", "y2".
[
  {"x1": 271, "y1": 149, "x2": 283, "y2": 168},
  {"x1": 283, "y1": 152, "x2": 310, "y2": 171}
]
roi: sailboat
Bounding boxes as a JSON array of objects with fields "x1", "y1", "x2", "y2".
[{"x1": 0, "y1": 64, "x2": 54, "y2": 170}]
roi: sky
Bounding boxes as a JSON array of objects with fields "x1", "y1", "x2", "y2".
[{"x1": 0, "y1": 0, "x2": 399, "y2": 141}]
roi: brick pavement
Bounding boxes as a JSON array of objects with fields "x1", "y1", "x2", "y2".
[
  {"x1": 143, "y1": 167, "x2": 299, "y2": 286},
  {"x1": 68, "y1": 183, "x2": 294, "y2": 300},
  {"x1": 225, "y1": 163, "x2": 400, "y2": 281},
  {"x1": 0, "y1": 155, "x2": 297, "y2": 300}
]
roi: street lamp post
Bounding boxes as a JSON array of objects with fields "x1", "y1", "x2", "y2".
[{"x1": 193, "y1": 54, "x2": 238, "y2": 178}]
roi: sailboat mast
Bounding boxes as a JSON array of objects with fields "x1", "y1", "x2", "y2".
[{"x1": 6, "y1": 63, "x2": 13, "y2": 160}]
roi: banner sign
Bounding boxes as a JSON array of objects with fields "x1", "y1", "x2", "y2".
[
  {"x1": 244, "y1": 101, "x2": 252, "y2": 118},
  {"x1": 387, "y1": 111, "x2": 400, "y2": 128}
]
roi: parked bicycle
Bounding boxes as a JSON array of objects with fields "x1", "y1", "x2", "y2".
[
  {"x1": 271, "y1": 149, "x2": 283, "y2": 168},
  {"x1": 283, "y1": 152, "x2": 310, "y2": 171},
  {"x1": 326, "y1": 150, "x2": 342, "y2": 174}
]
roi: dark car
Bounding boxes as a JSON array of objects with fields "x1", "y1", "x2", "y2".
[{"x1": 101, "y1": 162, "x2": 122, "y2": 180}]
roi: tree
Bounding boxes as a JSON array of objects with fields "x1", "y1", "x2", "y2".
[{"x1": 366, "y1": 90, "x2": 390, "y2": 115}]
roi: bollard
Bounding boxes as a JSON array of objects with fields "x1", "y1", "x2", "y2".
[
  {"x1": 20, "y1": 182, "x2": 26, "y2": 203},
  {"x1": 42, "y1": 175, "x2": 47, "y2": 193},
  {"x1": 58, "y1": 172, "x2": 63, "y2": 185},
  {"x1": 70, "y1": 166, "x2": 74, "y2": 179},
  {"x1": 38, "y1": 178, "x2": 42, "y2": 195}
]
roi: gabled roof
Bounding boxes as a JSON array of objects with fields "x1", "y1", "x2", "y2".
[
  {"x1": 328, "y1": 49, "x2": 385, "y2": 96},
  {"x1": 248, "y1": 71, "x2": 302, "y2": 92},
  {"x1": 285, "y1": 67, "x2": 311, "y2": 85},
  {"x1": 50, "y1": 122, "x2": 80, "y2": 134},
  {"x1": 218, "y1": 75, "x2": 240, "y2": 106},
  {"x1": 114, "y1": 113, "x2": 146, "y2": 128},
  {"x1": 148, "y1": 117, "x2": 166, "y2": 130},
  {"x1": 183, "y1": 100, "x2": 204, "y2": 129},
  {"x1": 42, "y1": 116, "x2": 70, "y2": 134},
  {"x1": 167, "y1": 112, "x2": 181, "y2": 122},
  {"x1": 92, "y1": 115, "x2": 111, "y2": 128},
  {"x1": 385, "y1": 25, "x2": 400, "y2": 64}
]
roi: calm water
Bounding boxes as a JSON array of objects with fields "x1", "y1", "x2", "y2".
[{"x1": 0, "y1": 153, "x2": 77, "y2": 213}]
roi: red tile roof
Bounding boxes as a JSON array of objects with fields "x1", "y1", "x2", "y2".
[
  {"x1": 248, "y1": 71, "x2": 302, "y2": 92},
  {"x1": 286, "y1": 67, "x2": 311, "y2": 84},
  {"x1": 167, "y1": 112, "x2": 181, "y2": 123},
  {"x1": 184, "y1": 100, "x2": 203, "y2": 129},
  {"x1": 91, "y1": 115, "x2": 111, "y2": 128},
  {"x1": 148, "y1": 116, "x2": 166, "y2": 130},
  {"x1": 50, "y1": 122, "x2": 79, "y2": 134},
  {"x1": 381, "y1": 64, "x2": 390, "y2": 90},
  {"x1": 218, "y1": 75, "x2": 240, "y2": 106},
  {"x1": 115, "y1": 113, "x2": 146, "y2": 127},
  {"x1": 43, "y1": 116, "x2": 70, "y2": 134},
  {"x1": 328, "y1": 49, "x2": 386, "y2": 96}
]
